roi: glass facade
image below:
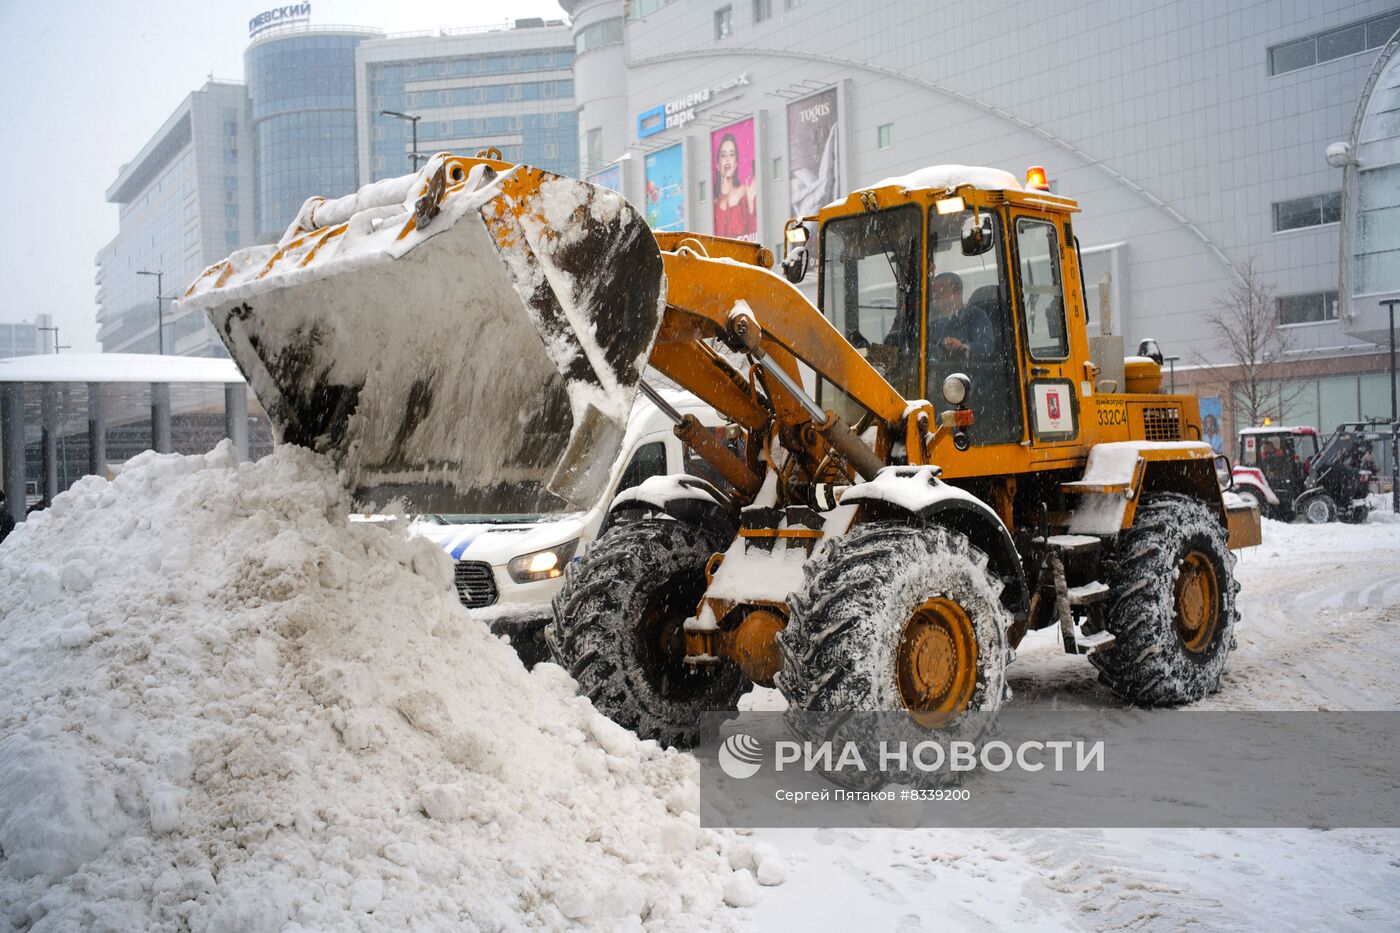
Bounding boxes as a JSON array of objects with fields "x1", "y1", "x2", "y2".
[
  {"x1": 246, "y1": 31, "x2": 375, "y2": 240},
  {"x1": 366, "y1": 45, "x2": 577, "y2": 181}
]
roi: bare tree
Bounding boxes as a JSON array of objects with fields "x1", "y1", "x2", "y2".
[{"x1": 1204, "y1": 260, "x2": 1304, "y2": 428}]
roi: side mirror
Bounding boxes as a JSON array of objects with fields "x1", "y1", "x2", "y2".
[
  {"x1": 961, "y1": 213, "x2": 994, "y2": 257},
  {"x1": 782, "y1": 245, "x2": 810, "y2": 284},
  {"x1": 1214, "y1": 454, "x2": 1233, "y2": 490}
]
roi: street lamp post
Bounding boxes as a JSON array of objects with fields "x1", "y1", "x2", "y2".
[
  {"x1": 136, "y1": 270, "x2": 173, "y2": 355},
  {"x1": 1383, "y1": 298, "x2": 1400, "y2": 515},
  {"x1": 37, "y1": 326, "x2": 69, "y2": 354},
  {"x1": 381, "y1": 110, "x2": 424, "y2": 170}
]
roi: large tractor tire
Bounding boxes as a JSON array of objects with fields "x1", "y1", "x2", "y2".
[
  {"x1": 1297, "y1": 490, "x2": 1339, "y2": 525},
  {"x1": 548, "y1": 519, "x2": 745, "y2": 748},
  {"x1": 778, "y1": 521, "x2": 1011, "y2": 789},
  {"x1": 1092, "y1": 493, "x2": 1239, "y2": 705}
]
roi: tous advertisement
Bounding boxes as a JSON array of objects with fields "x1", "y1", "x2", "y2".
[
  {"x1": 644, "y1": 144, "x2": 684, "y2": 232},
  {"x1": 710, "y1": 117, "x2": 758, "y2": 241},
  {"x1": 786, "y1": 87, "x2": 840, "y2": 220}
]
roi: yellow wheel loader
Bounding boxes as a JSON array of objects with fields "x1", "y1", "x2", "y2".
[{"x1": 180, "y1": 152, "x2": 1261, "y2": 764}]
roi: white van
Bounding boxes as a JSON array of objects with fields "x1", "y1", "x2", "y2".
[{"x1": 412, "y1": 389, "x2": 729, "y2": 664}]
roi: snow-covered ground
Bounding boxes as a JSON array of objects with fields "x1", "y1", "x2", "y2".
[
  {"x1": 742, "y1": 516, "x2": 1400, "y2": 931},
  {"x1": 3, "y1": 447, "x2": 1398, "y2": 931}
]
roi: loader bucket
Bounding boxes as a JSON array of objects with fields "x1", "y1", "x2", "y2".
[{"x1": 177, "y1": 157, "x2": 665, "y2": 514}]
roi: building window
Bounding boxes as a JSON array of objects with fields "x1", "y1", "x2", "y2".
[
  {"x1": 1273, "y1": 192, "x2": 1342, "y2": 231},
  {"x1": 877, "y1": 123, "x2": 894, "y2": 149},
  {"x1": 699, "y1": 180, "x2": 707, "y2": 201},
  {"x1": 576, "y1": 17, "x2": 624, "y2": 53},
  {"x1": 754, "y1": 0, "x2": 772, "y2": 22},
  {"x1": 772, "y1": 156, "x2": 782, "y2": 179},
  {"x1": 1268, "y1": 10, "x2": 1400, "y2": 76},
  {"x1": 715, "y1": 5, "x2": 733, "y2": 39},
  {"x1": 786, "y1": 0, "x2": 805, "y2": 6},
  {"x1": 585, "y1": 127, "x2": 603, "y2": 172},
  {"x1": 1277, "y1": 290, "x2": 1339, "y2": 326},
  {"x1": 628, "y1": 0, "x2": 680, "y2": 21}
]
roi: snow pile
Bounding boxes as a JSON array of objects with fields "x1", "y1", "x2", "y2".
[{"x1": 0, "y1": 444, "x2": 772, "y2": 931}]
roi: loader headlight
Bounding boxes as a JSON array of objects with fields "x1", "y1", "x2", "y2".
[
  {"x1": 507, "y1": 539, "x2": 579, "y2": 583},
  {"x1": 935, "y1": 196, "x2": 965, "y2": 215},
  {"x1": 942, "y1": 372, "x2": 972, "y2": 406}
]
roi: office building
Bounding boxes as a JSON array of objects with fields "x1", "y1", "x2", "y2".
[
  {"x1": 356, "y1": 21, "x2": 577, "y2": 184},
  {"x1": 0, "y1": 314, "x2": 54, "y2": 359},
  {"x1": 97, "y1": 80, "x2": 254, "y2": 356},
  {"x1": 246, "y1": 25, "x2": 382, "y2": 240}
]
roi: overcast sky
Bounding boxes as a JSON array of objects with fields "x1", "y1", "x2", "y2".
[{"x1": 0, "y1": 0, "x2": 570, "y2": 352}]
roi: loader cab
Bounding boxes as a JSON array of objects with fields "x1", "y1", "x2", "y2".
[{"x1": 814, "y1": 166, "x2": 1088, "y2": 464}]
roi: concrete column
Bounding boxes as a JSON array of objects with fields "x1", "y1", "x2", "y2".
[
  {"x1": 41, "y1": 383, "x2": 59, "y2": 506},
  {"x1": 151, "y1": 382, "x2": 172, "y2": 454},
  {"x1": 224, "y1": 383, "x2": 249, "y2": 461},
  {"x1": 87, "y1": 382, "x2": 106, "y2": 477},
  {"x1": 2, "y1": 383, "x2": 25, "y2": 525}
]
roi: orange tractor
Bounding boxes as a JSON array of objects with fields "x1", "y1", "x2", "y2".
[{"x1": 180, "y1": 153, "x2": 1260, "y2": 760}]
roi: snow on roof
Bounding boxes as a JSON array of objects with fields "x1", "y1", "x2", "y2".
[
  {"x1": 0, "y1": 353, "x2": 245, "y2": 384},
  {"x1": 1238, "y1": 425, "x2": 1317, "y2": 435},
  {"x1": 861, "y1": 164, "x2": 1024, "y2": 194}
]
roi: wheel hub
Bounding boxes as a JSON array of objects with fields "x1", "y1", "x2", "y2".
[
  {"x1": 1306, "y1": 498, "x2": 1331, "y2": 523},
  {"x1": 897, "y1": 597, "x2": 978, "y2": 727},
  {"x1": 1174, "y1": 551, "x2": 1220, "y2": 654}
]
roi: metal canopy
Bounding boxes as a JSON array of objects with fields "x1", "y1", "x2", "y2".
[
  {"x1": 1, "y1": 353, "x2": 259, "y2": 526},
  {"x1": 0, "y1": 352, "x2": 245, "y2": 384}
]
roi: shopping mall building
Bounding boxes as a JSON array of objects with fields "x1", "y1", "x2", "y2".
[
  {"x1": 93, "y1": 1, "x2": 1398, "y2": 437},
  {"x1": 566, "y1": 0, "x2": 1399, "y2": 436}
]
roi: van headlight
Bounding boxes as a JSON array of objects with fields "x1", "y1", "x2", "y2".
[{"x1": 507, "y1": 539, "x2": 580, "y2": 583}]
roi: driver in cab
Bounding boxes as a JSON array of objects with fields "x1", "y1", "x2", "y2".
[
  {"x1": 927, "y1": 272, "x2": 992, "y2": 361},
  {"x1": 867, "y1": 270, "x2": 992, "y2": 375}
]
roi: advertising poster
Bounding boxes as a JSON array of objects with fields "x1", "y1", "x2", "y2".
[
  {"x1": 786, "y1": 87, "x2": 840, "y2": 221},
  {"x1": 643, "y1": 144, "x2": 684, "y2": 232},
  {"x1": 1200, "y1": 396, "x2": 1225, "y2": 453},
  {"x1": 710, "y1": 117, "x2": 758, "y2": 241},
  {"x1": 588, "y1": 164, "x2": 622, "y2": 194}
]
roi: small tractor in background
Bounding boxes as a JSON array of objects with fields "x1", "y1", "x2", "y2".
[
  {"x1": 1232, "y1": 425, "x2": 1319, "y2": 520},
  {"x1": 179, "y1": 153, "x2": 1261, "y2": 774},
  {"x1": 1234, "y1": 421, "x2": 1393, "y2": 523}
]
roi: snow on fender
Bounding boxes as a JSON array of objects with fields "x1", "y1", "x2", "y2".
[
  {"x1": 841, "y1": 464, "x2": 1004, "y2": 523},
  {"x1": 610, "y1": 472, "x2": 729, "y2": 513},
  {"x1": 838, "y1": 465, "x2": 1027, "y2": 613}
]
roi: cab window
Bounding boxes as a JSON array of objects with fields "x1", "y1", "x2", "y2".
[
  {"x1": 1015, "y1": 218, "x2": 1069, "y2": 360},
  {"x1": 617, "y1": 441, "x2": 667, "y2": 493},
  {"x1": 817, "y1": 205, "x2": 924, "y2": 409},
  {"x1": 926, "y1": 208, "x2": 1022, "y2": 445}
]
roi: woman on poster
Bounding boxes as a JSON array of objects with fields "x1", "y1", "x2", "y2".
[{"x1": 713, "y1": 132, "x2": 757, "y2": 240}]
